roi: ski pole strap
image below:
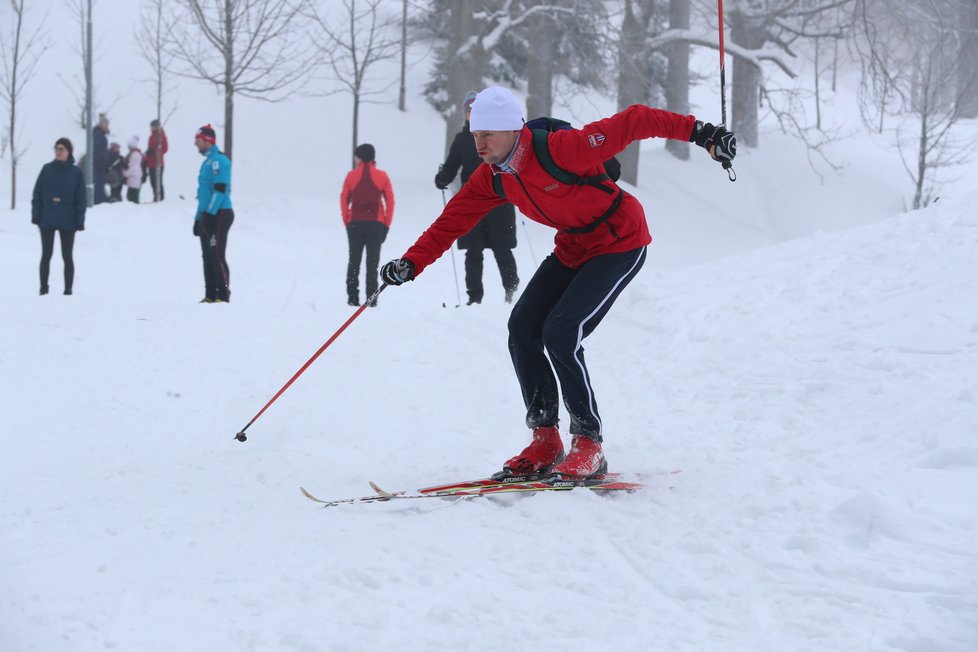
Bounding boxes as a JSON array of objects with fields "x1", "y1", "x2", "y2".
[
  {"x1": 721, "y1": 159, "x2": 736, "y2": 182},
  {"x1": 559, "y1": 189, "x2": 624, "y2": 237}
]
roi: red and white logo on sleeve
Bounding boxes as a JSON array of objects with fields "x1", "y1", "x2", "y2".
[{"x1": 587, "y1": 133, "x2": 606, "y2": 147}]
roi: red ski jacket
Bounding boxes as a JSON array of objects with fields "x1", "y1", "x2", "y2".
[
  {"x1": 341, "y1": 161, "x2": 395, "y2": 227},
  {"x1": 403, "y1": 105, "x2": 696, "y2": 275}
]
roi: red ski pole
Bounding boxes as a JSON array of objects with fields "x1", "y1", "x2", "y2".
[
  {"x1": 234, "y1": 283, "x2": 388, "y2": 442},
  {"x1": 718, "y1": 0, "x2": 736, "y2": 181}
]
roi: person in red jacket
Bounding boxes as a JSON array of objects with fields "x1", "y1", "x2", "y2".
[
  {"x1": 341, "y1": 143, "x2": 394, "y2": 306},
  {"x1": 145, "y1": 119, "x2": 168, "y2": 202},
  {"x1": 380, "y1": 86, "x2": 736, "y2": 479}
]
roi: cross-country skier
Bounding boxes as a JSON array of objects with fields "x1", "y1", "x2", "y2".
[{"x1": 380, "y1": 86, "x2": 736, "y2": 479}]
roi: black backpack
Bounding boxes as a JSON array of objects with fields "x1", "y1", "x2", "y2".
[{"x1": 492, "y1": 117, "x2": 623, "y2": 236}]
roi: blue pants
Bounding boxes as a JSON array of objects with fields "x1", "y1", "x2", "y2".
[{"x1": 507, "y1": 247, "x2": 647, "y2": 442}]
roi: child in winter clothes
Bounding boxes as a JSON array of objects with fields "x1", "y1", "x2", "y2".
[
  {"x1": 123, "y1": 136, "x2": 144, "y2": 204},
  {"x1": 106, "y1": 142, "x2": 124, "y2": 202}
]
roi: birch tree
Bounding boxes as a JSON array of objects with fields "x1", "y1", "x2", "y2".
[{"x1": 0, "y1": 0, "x2": 50, "y2": 209}]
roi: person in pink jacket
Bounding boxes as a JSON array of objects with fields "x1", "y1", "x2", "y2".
[{"x1": 123, "y1": 136, "x2": 144, "y2": 204}]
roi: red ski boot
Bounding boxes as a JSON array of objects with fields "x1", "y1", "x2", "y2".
[
  {"x1": 501, "y1": 426, "x2": 565, "y2": 476},
  {"x1": 552, "y1": 435, "x2": 607, "y2": 478}
]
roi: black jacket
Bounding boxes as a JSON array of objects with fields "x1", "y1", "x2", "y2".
[{"x1": 436, "y1": 122, "x2": 516, "y2": 251}]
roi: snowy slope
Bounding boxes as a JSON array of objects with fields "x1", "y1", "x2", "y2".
[{"x1": 2, "y1": 1, "x2": 978, "y2": 650}]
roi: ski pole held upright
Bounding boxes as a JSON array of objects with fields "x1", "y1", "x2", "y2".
[
  {"x1": 234, "y1": 283, "x2": 388, "y2": 442},
  {"x1": 718, "y1": 0, "x2": 736, "y2": 182}
]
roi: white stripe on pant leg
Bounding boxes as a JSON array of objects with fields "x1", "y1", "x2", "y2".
[{"x1": 571, "y1": 247, "x2": 647, "y2": 439}]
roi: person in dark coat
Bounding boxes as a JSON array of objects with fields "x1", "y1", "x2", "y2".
[
  {"x1": 31, "y1": 137, "x2": 86, "y2": 295},
  {"x1": 92, "y1": 113, "x2": 110, "y2": 204},
  {"x1": 435, "y1": 91, "x2": 519, "y2": 305}
]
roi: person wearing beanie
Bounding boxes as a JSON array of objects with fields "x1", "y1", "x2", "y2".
[
  {"x1": 434, "y1": 90, "x2": 519, "y2": 305},
  {"x1": 381, "y1": 85, "x2": 737, "y2": 480},
  {"x1": 145, "y1": 119, "x2": 169, "y2": 202},
  {"x1": 193, "y1": 124, "x2": 234, "y2": 303},
  {"x1": 31, "y1": 137, "x2": 86, "y2": 295},
  {"x1": 340, "y1": 143, "x2": 395, "y2": 306},
  {"x1": 123, "y1": 136, "x2": 144, "y2": 204}
]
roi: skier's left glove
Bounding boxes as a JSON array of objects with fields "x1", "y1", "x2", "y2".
[
  {"x1": 380, "y1": 258, "x2": 415, "y2": 286},
  {"x1": 689, "y1": 121, "x2": 737, "y2": 162}
]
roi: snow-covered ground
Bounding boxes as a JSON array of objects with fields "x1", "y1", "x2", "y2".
[{"x1": 2, "y1": 2, "x2": 977, "y2": 651}]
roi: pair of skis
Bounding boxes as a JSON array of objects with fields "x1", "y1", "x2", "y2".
[{"x1": 299, "y1": 471, "x2": 653, "y2": 508}]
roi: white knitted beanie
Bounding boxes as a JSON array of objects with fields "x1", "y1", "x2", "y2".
[{"x1": 469, "y1": 87, "x2": 524, "y2": 131}]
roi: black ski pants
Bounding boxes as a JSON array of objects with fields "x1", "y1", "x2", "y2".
[
  {"x1": 464, "y1": 247, "x2": 519, "y2": 303},
  {"x1": 149, "y1": 167, "x2": 164, "y2": 202},
  {"x1": 39, "y1": 228, "x2": 76, "y2": 294},
  {"x1": 346, "y1": 221, "x2": 387, "y2": 304},
  {"x1": 198, "y1": 209, "x2": 234, "y2": 301},
  {"x1": 508, "y1": 247, "x2": 647, "y2": 442}
]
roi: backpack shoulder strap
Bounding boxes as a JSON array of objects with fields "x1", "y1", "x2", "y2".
[{"x1": 530, "y1": 129, "x2": 614, "y2": 194}]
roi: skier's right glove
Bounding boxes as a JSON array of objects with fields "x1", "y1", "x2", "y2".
[
  {"x1": 193, "y1": 220, "x2": 201, "y2": 237},
  {"x1": 380, "y1": 258, "x2": 416, "y2": 286},
  {"x1": 689, "y1": 121, "x2": 737, "y2": 162}
]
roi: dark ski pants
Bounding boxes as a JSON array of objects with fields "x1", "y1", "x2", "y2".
[
  {"x1": 464, "y1": 247, "x2": 519, "y2": 303},
  {"x1": 149, "y1": 167, "x2": 164, "y2": 202},
  {"x1": 508, "y1": 247, "x2": 647, "y2": 442},
  {"x1": 199, "y1": 209, "x2": 233, "y2": 301},
  {"x1": 346, "y1": 221, "x2": 387, "y2": 304},
  {"x1": 39, "y1": 228, "x2": 76, "y2": 294}
]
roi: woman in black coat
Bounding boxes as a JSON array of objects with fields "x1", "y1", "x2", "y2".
[
  {"x1": 32, "y1": 137, "x2": 86, "y2": 295},
  {"x1": 435, "y1": 92, "x2": 519, "y2": 305}
]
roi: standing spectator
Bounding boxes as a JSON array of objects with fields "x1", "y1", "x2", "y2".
[
  {"x1": 123, "y1": 136, "x2": 144, "y2": 204},
  {"x1": 106, "y1": 142, "x2": 124, "y2": 203},
  {"x1": 31, "y1": 138, "x2": 86, "y2": 295},
  {"x1": 435, "y1": 91, "x2": 519, "y2": 305},
  {"x1": 340, "y1": 143, "x2": 394, "y2": 307},
  {"x1": 192, "y1": 124, "x2": 233, "y2": 303},
  {"x1": 92, "y1": 113, "x2": 110, "y2": 204},
  {"x1": 145, "y1": 119, "x2": 168, "y2": 201}
]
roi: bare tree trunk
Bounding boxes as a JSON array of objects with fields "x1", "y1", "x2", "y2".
[
  {"x1": 616, "y1": 0, "x2": 651, "y2": 185},
  {"x1": 444, "y1": 0, "x2": 484, "y2": 153},
  {"x1": 398, "y1": 0, "x2": 407, "y2": 112},
  {"x1": 9, "y1": 100, "x2": 15, "y2": 209},
  {"x1": 959, "y1": 0, "x2": 978, "y2": 118},
  {"x1": 224, "y1": 0, "x2": 234, "y2": 158},
  {"x1": 526, "y1": 8, "x2": 555, "y2": 119},
  {"x1": 729, "y1": 8, "x2": 763, "y2": 148},
  {"x1": 665, "y1": 0, "x2": 690, "y2": 161},
  {"x1": 814, "y1": 37, "x2": 822, "y2": 130}
]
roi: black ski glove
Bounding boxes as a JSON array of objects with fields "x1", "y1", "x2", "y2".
[
  {"x1": 434, "y1": 164, "x2": 450, "y2": 190},
  {"x1": 689, "y1": 121, "x2": 737, "y2": 162},
  {"x1": 193, "y1": 220, "x2": 201, "y2": 237},
  {"x1": 380, "y1": 259, "x2": 415, "y2": 286}
]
